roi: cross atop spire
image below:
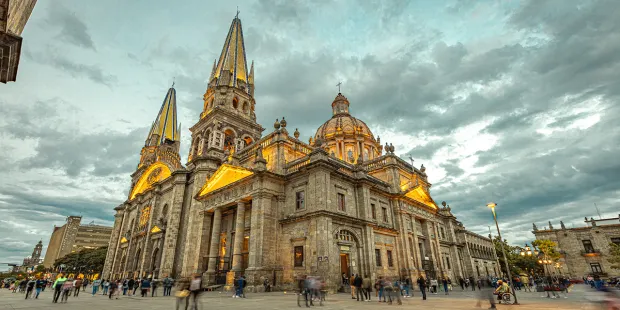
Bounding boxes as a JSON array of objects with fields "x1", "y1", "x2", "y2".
[
  {"x1": 236, "y1": 6, "x2": 240, "y2": 19},
  {"x1": 336, "y1": 81, "x2": 342, "y2": 93}
]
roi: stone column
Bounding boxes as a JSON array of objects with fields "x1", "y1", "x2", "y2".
[
  {"x1": 206, "y1": 207, "x2": 223, "y2": 274},
  {"x1": 231, "y1": 201, "x2": 246, "y2": 272}
]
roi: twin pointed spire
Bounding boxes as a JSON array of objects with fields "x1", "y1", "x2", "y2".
[
  {"x1": 209, "y1": 14, "x2": 254, "y2": 94},
  {"x1": 145, "y1": 83, "x2": 180, "y2": 146}
]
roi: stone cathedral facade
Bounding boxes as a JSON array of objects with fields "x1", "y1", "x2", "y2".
[{"x1": 102, "y1": 16, "x2": 499, "y2": 291}]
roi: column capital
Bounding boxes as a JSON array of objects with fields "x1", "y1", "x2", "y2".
[{"x1": 235, "y1": 199, "x2": 247, "y2": 206}]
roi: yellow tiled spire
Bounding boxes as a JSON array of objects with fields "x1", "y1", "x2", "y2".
[
  {"x1": 146, "y1": 85, "x2": 179, "y2": 146},
  {"x1": 213, "y1": 14, "x2": 251, "y2": 92}
]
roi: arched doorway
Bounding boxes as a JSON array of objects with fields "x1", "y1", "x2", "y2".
[{"x1": 335, "y1": 229, "x2": 362, "y2": 286}]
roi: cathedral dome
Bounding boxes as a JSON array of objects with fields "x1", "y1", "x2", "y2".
[{"x1": 313, "y1": 93, "x2": 382, "y2": 163}]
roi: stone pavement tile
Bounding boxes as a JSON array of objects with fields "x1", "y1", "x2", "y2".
[{"x1": 0, "y1": 289, "x2": 595, "y2": 310}]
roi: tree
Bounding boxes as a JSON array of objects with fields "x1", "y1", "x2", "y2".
[
  {"x1": 35, "y1": 265, "x2": 46, "y2": 272},
  {"x1": 532, "y1": 239, "x2": 561, "y2": 261},
  {"x1": 54, "y1": 247, "x2": 108, "y2": 275},
  {"x1": 609, "y1": 243, "x2": 620, "y2": 270}
]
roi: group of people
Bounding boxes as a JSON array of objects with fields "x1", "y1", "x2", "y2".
[
  {"x1": 298, "y1": 275, "x2": 327, "y2": 307},
  {"x1": 93, "y1": 275, "x2": 176, "y2": 299}
]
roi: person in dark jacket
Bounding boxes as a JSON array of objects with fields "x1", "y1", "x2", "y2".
[
  {"x1": 140, "y1": 278, "x2": 151, "y2": 297},
  {"x1": 417, "y1": 276, "x2": 427, "y2": 300},
  {"x1": 354, "y1": 274, "x2": 363, "y2": 301}
]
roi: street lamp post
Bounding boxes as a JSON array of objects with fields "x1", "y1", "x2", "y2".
[{"x1": 487, "y1": 202, "x2": 519, "y2": 305}]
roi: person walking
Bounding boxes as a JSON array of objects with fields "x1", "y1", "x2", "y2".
[
  {"x1": 102, "y1": 279, "x2": 109, "y2": 295},
  {"x1": 82, "y1": 278, "x2": 89, "y2": 291},
  {"x1": 442, "y1": 278, "x2": 449, "y2": 295},
  {"x1": 25, "y1": 278, "x2": 35, "y2": 299},
  {"x1": 362, "y1": 274, "x2": 372, "y2": 301},
  {"x1": 377, "y1": 277, "x2": 386, "y2": 302},
  {"x1": 73, "y1": 277, "x2": 82, "y2": 297},
  {"x1": 403, "y1": 276, "x2": 411, "y2": 297},
  {"x1": 354, "y1": 274, "x2": 363, "y2": 301},
  {"x1": 35, "y1": 278, "x2": 44, "y2": 299},
  {"x1": 349, "y1": 274, "x2": 356, "y2": 299},
  {"x1": 140, "y1": 278, "x2": 151, "y2": 297},
  {"x1": 133, "y1": 278, "x2": 140, "y2": 296},
  {"x1": 417, "y1": 276, "x2": 427, "y2": 300},
  {"x1": 122, "y1": 278, "x2": 128, "y2": 295},
  {"x1": 175, "y1": 278, "x2": 191, "y2": 310},
  {"x1": 60, "y1": 278, "x2": 73, "y2": 303},
  {"x1": 430, "y1": 278, "x2": 438, "y2": 294},
  {"x1": 110, "y1": 280, "x2": 121, "y2": 299},
  {"x1": 127, "y1": 278, "x2": 134, "y2": 296},
  {"x1": 476, "y1": 277, "x2": 496, "y2": 309},
  {"x1": 164, "y1": 275, "x2": 174, "y2": 296},
  {"x1": 189, "y1": 274, "x2": 202, "y2": 310},
  {"x1": 52, "y1": 274, "x2": 67, "y2": 303},
  {"x1": 151, "y1": 277, "x2": 159, "y2": 297},
  {"x1": 469, "y1": 276, "x2": 476, "y2": 291},
  {"x1": 91, "y1": 278, "x2": 101, "y2": 296}
]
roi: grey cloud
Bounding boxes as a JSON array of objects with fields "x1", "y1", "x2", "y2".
[
  {"x1": 48, "y1": 4, "x2": 96, "y2": 50},
  {"x1": 50, "y1": 54, "x2": 116, "y2": 86},
  {"x1": 0, "y1": 98, "x2": 144, "y2": 177}
]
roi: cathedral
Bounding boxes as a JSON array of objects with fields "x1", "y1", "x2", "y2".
[{"x1": 102, "y1": 15, "x2": 500, "y2": 291}]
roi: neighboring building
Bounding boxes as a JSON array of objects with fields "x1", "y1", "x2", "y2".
[
  {"x1": 456, "y1": 229, "x2": 501, "y2": 279},
  {"x1": 21, "y1": 240, "x2": 43, "y2": 269},
  {"x1": 533, "y1": 216, "x2": 620, "y2": 278},
  {"x1": 101, "y1": 15, "x2": 497, "y2": 291},
  {"x1": 0, "y1": 0, "x2": 36, "y2": 83},
  {"x1": 42, "y1": 216, "x2": 113, "y2": 268}
]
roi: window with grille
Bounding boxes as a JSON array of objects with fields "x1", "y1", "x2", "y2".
[
  {"x1": 337, "y1": 193, "x2": 346, "y2": 211},
  {"x1": 382, "y1": 207, "x2": 388, "y2": 222},
  {"x1": 294, "y1": 246, "x2": 304, "y2": 267},
  {"x1": 296, "y1": 191, "x2": 305, "y2": 210},
  {"x1": 338, "y1": 230, "x2": 354, "y2": 242},
  {"x1": 387, "y1": 250, "x2": 394, "y2": 267},
  {"x1": 590, "y1": 263, "x2": 603, "y2": 273},
  {"x1": 582, "y1": 240, "x2": 595, "y2": 253},
  {"x1": 375, "y1": 249, "x2": 382, "y2": 266}
]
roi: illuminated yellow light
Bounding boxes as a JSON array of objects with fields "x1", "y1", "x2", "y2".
[
  {"x1": 487, "y1": 202, "x2": 497, "y2": 208},
  {"x1": 404, "y1": 186, "x2": 438, "y2": 209},
  {"x1": 150, "y1": 225, "x2": 162, "y2": 234},
  {"x1": 197, "y1": 164, "x2": 254, "y2": 197},
  {"x1": 129, "y1": 162, "x2": 172, "y2": 200},
  {"x1": 120, "y1": 237, "x2": 128, "y2": 243}
]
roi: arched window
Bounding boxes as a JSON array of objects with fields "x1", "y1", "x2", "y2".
[
  {"x1": 224, "y1": 129, "x2": 236, "y2": 152},
  {"x1": 338, "y1": 230, "x2": 354, "y2": 242},
  {"x1": 243, "y1": 136, "x2": 253, "y2": 147},
  {"x1": 151, "y1": 248, "x2": 159, "y2": 271},
  {"x1": 134, "y1": 248, "x2": 141, "y2": 270},
  {"x1": 242, "y1": 101, "x2": 249, "y2": 114},
  {"x1": 161, "y1": 204, "x2": 169, "y2": 219},
  {"x1": 232, "y1": 97, "x2": 239, "y2": 110}
]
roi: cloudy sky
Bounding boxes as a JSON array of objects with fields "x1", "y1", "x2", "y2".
[{"x1": 1, "y1": 0, "x2": 619, "y2": 269}]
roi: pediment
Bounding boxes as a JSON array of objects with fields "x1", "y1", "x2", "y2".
[
  {"x1": 129, "y1": 162, "x2": 172, "y2": 200},
  {"x1": 197, "y1": 164, "x2": 253, "y2": 198},
  {"x1": 404, "y1": 186, "x2": 437, "y2": 209}
]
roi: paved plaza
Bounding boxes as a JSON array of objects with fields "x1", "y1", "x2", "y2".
[{"x1": 0, "y1": 285, "x2": 606, "y2": 310}]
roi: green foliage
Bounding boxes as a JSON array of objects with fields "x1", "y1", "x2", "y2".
[
  {"x1": 532, "y1": 239, "x2": 561, "y2": 261},
  {"x1": 492, "y1": 236, "x2": 543, "y2": 276},
  {"x1": 54, "y1": 247, "x2": 108, "y2": 274},
  {"x1": 609, "y1": 243, "x2": 620, "y2": 270},
  {"x1": 35, "y1": 265, "x2": 46, "y2": 272}
]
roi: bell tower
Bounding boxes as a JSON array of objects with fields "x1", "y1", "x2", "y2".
[{"x1": 188, "y1": 14, "x2": 263, "y2": 163}]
